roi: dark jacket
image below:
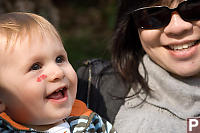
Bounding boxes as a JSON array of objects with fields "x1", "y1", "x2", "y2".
[{"x1": 76, "y1": 59, "x2": 130, "y2": 123}]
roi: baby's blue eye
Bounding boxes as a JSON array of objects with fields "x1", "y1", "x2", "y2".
[
  {"x1": 56, "y1": 56, "x2": 65, "y2": 63},
  {"x1": 30, "y1": 63, "x2": 41, "y2": 71}
]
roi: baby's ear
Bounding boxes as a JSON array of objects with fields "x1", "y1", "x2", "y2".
[{"x1": 0, "y1": 100, "x2": 5, "y2": 113}]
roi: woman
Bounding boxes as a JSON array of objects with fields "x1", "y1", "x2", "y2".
[{"x1": 77, "y1": 0, "x2": 200, "y2": 132}]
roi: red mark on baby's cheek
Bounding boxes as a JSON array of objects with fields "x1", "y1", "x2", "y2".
[
  {"x1": 37, "y1": 74, "x2": 47, "y2": 82},
  {"x1": 37, "y1": 77, "x2": 41, "y2": 82},
  {"x1": 40, "y1": 74, "x2": 47, "y2": 79}
]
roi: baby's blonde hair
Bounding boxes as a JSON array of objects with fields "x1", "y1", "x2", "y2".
[{"x1": 0, "y1": 12, "x2": 62, "y2": 50}]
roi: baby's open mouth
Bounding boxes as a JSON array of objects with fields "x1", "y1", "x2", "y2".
[{"x1": 46, "y1": 87, "x2": 67, "y2": 100}]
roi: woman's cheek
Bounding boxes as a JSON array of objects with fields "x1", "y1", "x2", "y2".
[{"x1": 139, "y1": 29, "x2": 162, "y2": 47}]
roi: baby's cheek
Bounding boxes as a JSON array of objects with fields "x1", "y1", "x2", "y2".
[{"x1": 37, "y1": 74, "x2": 47, "y2": 82}]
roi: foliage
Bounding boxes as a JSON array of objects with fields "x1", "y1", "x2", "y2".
[{"x1": 55, "y1": 0, "x2": 117, "y2": 69}]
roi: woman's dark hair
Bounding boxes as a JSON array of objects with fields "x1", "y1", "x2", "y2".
[{"x1": 111, "y1": 0, "x2": 158, "y2": 95}]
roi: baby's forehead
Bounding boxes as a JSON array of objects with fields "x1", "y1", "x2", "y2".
[
  {"x1": 0, "y1": 28, "x2": 37, "y2": 51},
  {"x1": 0, "y1": 26, "x2": 60, "y2": 53},
  {"x1": 0, "y1": 29, "x2": 64, "y2": 68}
]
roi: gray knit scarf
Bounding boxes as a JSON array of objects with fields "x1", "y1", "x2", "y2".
[
  {"x1": 139, "y1": 55, "x2": 200, "y2": 119},
  {"x1": 114, "y1": 55, "x2": 200, "y2": 133}
]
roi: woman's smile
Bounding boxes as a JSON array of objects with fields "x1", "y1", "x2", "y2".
[{"x1": 165, "y1": 39, "x2": 200, "y2": 60}]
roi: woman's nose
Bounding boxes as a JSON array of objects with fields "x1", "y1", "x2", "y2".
[
  {"x1": 164, "y1": 12, "x2": 193, "y2": 36},
  {"x1": 47, "y1": 64, "x2": 65, "y2": 82}
]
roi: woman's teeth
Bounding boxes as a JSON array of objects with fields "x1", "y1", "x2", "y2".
[{"x1": 168, "y1": 42, "x2": 196, "y2": 50}]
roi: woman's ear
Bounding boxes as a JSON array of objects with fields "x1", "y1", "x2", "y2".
[{"x1": 0, "y1": 100, "x2": 5, "y2": 113}]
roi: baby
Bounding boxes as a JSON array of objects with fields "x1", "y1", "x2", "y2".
[{"x1": 0, "y1": 12, "x2": 116, "y2": 133}]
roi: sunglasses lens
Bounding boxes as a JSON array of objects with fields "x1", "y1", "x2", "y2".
[
  {"x1": 133, "y1": 7, "x2": 171, "y2": 29},
  {"x1": 179, "y1": 1, "x2": 200, "y2": 21}
]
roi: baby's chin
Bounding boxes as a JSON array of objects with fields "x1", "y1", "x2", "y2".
[
  {"x1": 16, "y1": 109, "x2": 71, "y2": 130},
  {"x1": 24, "y1": 117, "x2": 66, "y2": 131},
  {"x1": 36, "y1": 111, "x2": 71, "y2": 125}
]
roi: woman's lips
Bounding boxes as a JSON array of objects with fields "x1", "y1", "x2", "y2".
[{"x1": 166, "y1": 40, "x2": 200, "y2": 60}]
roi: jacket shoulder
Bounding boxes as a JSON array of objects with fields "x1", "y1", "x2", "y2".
[{"x1": 76, "y1": 59, "x2": 130, "y2": 123}]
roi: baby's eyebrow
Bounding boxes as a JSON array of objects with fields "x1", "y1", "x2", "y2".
[
  {"x1": 21, "y1": 55, "x2": 44, "y2": 71},
  {"x1": 54, "y1": 48, "x2": 68, "y2": 56}
]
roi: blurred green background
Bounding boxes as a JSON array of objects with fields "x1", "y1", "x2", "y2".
[{"x1": 0, "y1": 0, "x2": 117, "y2": 69}]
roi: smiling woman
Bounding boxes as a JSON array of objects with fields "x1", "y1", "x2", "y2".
[
  {"x1": 76, "y1": 0, "x2": 200, "y2": 132},
  {"x1": 138, "y1": 0, "x2": 200, "y2": 77}
]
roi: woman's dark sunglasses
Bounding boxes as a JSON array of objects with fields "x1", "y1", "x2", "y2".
[{"x1": 131, "y1": 0, "x2": 200, "y2": 29}]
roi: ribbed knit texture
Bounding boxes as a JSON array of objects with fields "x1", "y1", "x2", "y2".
[{"x1": 114, "y1": 55, "x2": 200, "y2": 133}]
